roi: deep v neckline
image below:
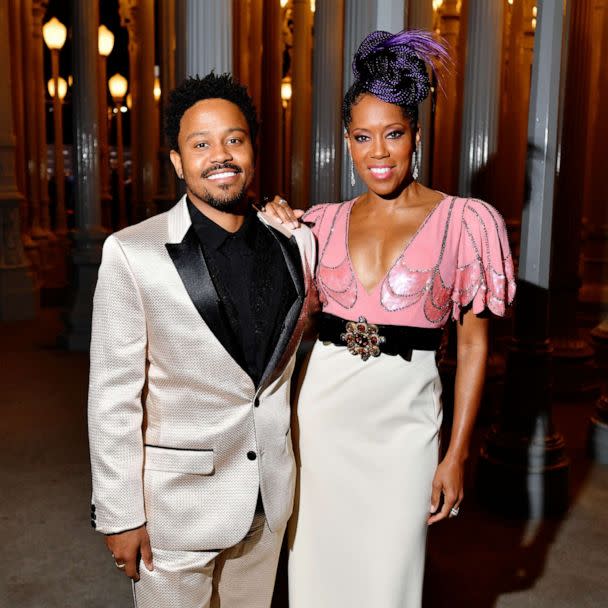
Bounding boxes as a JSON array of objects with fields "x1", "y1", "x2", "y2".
[{"x1": 345, "y1": 195, "x2": 449, "y2": 296}]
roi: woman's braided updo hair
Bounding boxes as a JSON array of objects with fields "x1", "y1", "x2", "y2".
[{"x1": 343, "y1": 30, "x2": 449, "y2": 130}]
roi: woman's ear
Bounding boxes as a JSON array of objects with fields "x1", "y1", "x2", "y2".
[
  {"x1": 415, "y1": 124, "x2": 422, "y2": 147},
  {"x1": 344, "y1": 131, "x2": 352, "y2": 155}
]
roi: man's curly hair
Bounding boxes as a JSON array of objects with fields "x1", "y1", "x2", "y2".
[{"x1": 165, "y1": 73, "x2": 259, "y2": 152}]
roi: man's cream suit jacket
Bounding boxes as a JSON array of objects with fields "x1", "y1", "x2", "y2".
[{"x1": 88, "y1": 195, "x2": 316, "y2": 551}]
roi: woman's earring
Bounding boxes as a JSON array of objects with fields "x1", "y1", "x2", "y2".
[
  {"x1": 412, "y1": 144, "x2": 421, "y2": 181},
  {"x1": 350, "y1": 157, "x2": 356, "y2": 188}
]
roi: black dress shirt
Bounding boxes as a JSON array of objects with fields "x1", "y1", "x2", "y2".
[{"x1": 187, "y1": 198, "x2": 296, "y2": 386}]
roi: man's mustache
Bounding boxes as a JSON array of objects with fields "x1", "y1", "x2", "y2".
[{"x1": 201, "y1": 163, "x2": 243, "y2": 179}]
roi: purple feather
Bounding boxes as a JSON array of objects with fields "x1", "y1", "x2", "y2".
[
  {"x1": 352, "y1": 29, "x2": 451, "y2": 105},
  {"x1": 376, "y1": 29, "x2": 451, "y2": 79}
]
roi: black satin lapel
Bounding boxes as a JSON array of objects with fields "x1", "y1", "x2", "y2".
[
  {"x1": 270, "y1": 228, "x2": 305, "y2": 300},
  {"x1": 258, "y1": 298, "x2": 302, "y2": 390},
  {"x1": 258, "y1": 226, "x2": 305, "y2": 389},
  {"x1": 165, "y1": 227, "x2": 244, "y2": 368}
]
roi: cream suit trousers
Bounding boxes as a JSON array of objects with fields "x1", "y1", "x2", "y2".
[{"x1": 133, "y1": 514, "x2": 284, "y2": 608}]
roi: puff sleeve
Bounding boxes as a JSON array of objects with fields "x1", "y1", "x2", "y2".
[
  {"x1": 452, "y1": 199, "x2": 516, "y2": 319},
  {"x1": 302, "y1": 203, "x2": 331, "y2": 240}
]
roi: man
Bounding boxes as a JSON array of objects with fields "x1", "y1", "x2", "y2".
[{"x1": 88, "y1": 73, "x2": 315, "y2": 608}]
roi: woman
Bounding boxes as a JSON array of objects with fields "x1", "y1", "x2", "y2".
[{"x1": 266, "y1": 30, "x2": 515, "y2": 607}]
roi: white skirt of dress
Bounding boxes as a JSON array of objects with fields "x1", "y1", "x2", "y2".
[{"x1": 287, "y1": 341, "x2": 443, "y2": 608}]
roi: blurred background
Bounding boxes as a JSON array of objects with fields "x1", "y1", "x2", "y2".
[{"x1": 0, "y1": 1, "x2": 607, "y2": 607}]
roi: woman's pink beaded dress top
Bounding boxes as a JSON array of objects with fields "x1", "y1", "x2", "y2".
[{"x1": 302, "y1": 195, "x2": 516, "y2": 327}]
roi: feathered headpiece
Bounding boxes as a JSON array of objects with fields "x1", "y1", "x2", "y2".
[{"x1": 352, "y1": 30, "x2": 450, "y2": 106}]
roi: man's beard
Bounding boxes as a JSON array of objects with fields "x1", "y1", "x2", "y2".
[
  {"x1": 186, "y1": 163, "x2": 251, "y2": 214},
  {"x1": 202, "y1": 184, "x2": 248, "y2": 213}
]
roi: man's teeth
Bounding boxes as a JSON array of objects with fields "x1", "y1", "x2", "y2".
[
  {"x1": 370, "y1": 167, "x2": 391, "y2": 176},
  {"x1": 207, "y1": 171, "x2": 237, "y2": 180}
]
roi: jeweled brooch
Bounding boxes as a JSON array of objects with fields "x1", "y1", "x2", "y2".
[{"x1": 340, "y1": 316, "x2": 386, "y2": 361}]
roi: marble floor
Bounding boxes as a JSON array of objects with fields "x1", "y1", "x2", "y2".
[{"x1": 1, "y1": 309, "x2": 607, "y2": 608}]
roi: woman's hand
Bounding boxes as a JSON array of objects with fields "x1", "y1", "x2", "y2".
[
  {"x1": 427, "y1": 456, "x2": 464, "y2": 525},
  {"x1": 261, "y1": 195, "x2": 304, "y2": 230}
]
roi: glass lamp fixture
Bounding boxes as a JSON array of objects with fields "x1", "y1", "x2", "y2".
[
  {"x1": 432, "y1": 0, "x2": 444, "y2": 11},
  {"x1": 42, "y1": 17, "x2": 67, "y2": 50},
  {"x1": 108, "y1": 73, "x2": 128, "y2": 102},
  {"x1": 98, "y1": 25, "x2": 115, "y2": 57},
  {"x1": 48, "y1": 77, "x2": 68, "y2": 101},
  {"x1": 281, "y1": 79, "x2": 292, "y2": 102},
  {"x1": 153, "y1": 65, "x2": 161, "y2": 102}
]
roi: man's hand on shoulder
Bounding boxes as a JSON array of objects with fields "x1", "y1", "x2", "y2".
[{"x1": 105, "y1": 525, "x2": 154, "y2": 581}]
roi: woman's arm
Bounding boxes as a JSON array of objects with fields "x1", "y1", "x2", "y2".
[{"x1": 427, "y1": 310, "x2": 489, "y2": 524}]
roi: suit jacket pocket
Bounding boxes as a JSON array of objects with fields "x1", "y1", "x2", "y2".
[{"x1": 144, "y1": 444, "x2": 214, "y2": 475}]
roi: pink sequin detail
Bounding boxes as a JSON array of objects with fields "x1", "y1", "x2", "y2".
[
  {"x1": 303, "y1": 197, "x2": 516, "y2": 328},
  {"x1": 317, "y1": 257, "x2": 357, "y2": 309}
]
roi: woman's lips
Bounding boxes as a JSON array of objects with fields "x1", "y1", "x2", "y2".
[{"x1": 368, "y1": 166, "x2": 395, "y2": 180}]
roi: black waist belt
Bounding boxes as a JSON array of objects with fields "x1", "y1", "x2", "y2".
[{"x1": 317, "y1": 313, "x2": 443, "y2": 361}]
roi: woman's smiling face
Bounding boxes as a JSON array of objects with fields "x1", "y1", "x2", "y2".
[{"x1": 347, "y1": 93, "x2": 418, "y2": 198}]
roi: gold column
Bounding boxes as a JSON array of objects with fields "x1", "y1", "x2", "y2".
[
  {"x1": 290, "y1": 0, "x2": 313, "y2": 209},
  {"x1": 138, "y1": 0, "x2": 155, "y2": 219},
  {"x1": 0, "y1": 0, "x2": 38, "y2": 320},
  {"x1": 233, "y1": 0, "x2": 251, "y2": 86},
  {"x1": 49, "y1": 50, "x2": 67, "y2": 237},
  {"x1": 548, "y1": 0, "x2": 598, "y2": 400},
  {"x1": 232, "y1": 0, "x2": 264, "y2": 198},
  {"x1": 8, "y1": 0, "x2": 39, "y2": 274},
  {"x1": 31, "y1": 0, "x2": 51, "y2": 237},
  {"x1": 260, "y1": 0, "x2": 283, "y2": 198},
  {"x1": 120, "y1": 0, "x2": 139, "y2": 224},
  {"x1": 98, "y1": 27, "x2": 113, "y2": 229},
  {"x1": 120, "y1": 0, "x2": 156, "y2": 222},
  {"x1": 156, "y1": 0, "x2": 177, "y2": 211},
  {"x1": 21, "y1": 0, "x2": 44, "y2": 243},
  {"x1": 581, "y1": 0, "x2": 608, "y2": 304},
  {"x1": 432, "y1": 0, "x2": 462, "y2": 194},
  {"x1": 494, "y1": 0, "x2": 534, "y2": 244}
]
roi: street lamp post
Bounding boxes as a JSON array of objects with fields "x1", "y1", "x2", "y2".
[
  {"x1": 42, "y1": 17, "x2": 67, "y2": 237},
  {"x1": 108, "y1": 73, "x2": 128, "y2": 229},
  {"x1": 98, "y1": 25, "x2": 115, "y2": 227}
]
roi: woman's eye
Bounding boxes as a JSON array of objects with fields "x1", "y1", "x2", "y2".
[
  {"x1": 354, "y1": 134, "x2": 369, "y2": 143},
  {"x1": 387, "y1": 130, "x2": 404, "y2": 139}
]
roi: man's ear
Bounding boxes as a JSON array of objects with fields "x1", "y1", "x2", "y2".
[{"x1": 169, "y1": 149, "x2": 184, "y2": 179}]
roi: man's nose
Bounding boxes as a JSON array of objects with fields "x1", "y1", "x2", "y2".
[{"x1": 209, "y1": 143, "x2": 233, "y2": 165}]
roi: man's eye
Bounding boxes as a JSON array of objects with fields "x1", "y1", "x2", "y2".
[
  {"x1": 228, "y1": 138, "x2": 242, "y2": 145},
  {"x1": 194, "y1": 142, "x2": 208, "y2": 149},
  {"x1": 354, "y1": 135, "x2": 369, "y2": 143},
  {"x1": 387, "y1": 130, "x2": 404, "y2": 139}
]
